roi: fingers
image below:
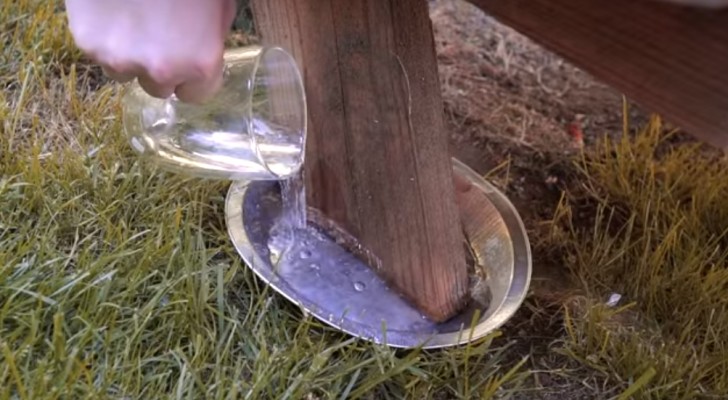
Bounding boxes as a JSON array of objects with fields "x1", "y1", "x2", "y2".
[
  {"x1": 174, "y1": 51, "x2": 226, "y2": 103},
  {"x1": 101, "y1": 56, "x2": 225, "y2": 103},
  {"x1": 174, "y1": 67, "x2": 224, "y2": 104},
  {"x1": 137, "y1": 74, "x2": 177, "y2": 99},
  {"x1": 65, "y1": 0, "x2": 233, "y2": 103},
  {"x1": 101, "y1": 66, "x2": 135, "y2": 83},
  {"x1": 175, "y1": 0, "x2": 234, "y2": 103},
  {"x1": 99, "y1": 62, "x2": 176, "y2": 99},
  {"x1": 171, "y1": 0, "x2": 234, "y2": 103},
  {"x1": 92, "y1": 38, "x2": 226, "y2": 102},
  {"x1": 99, "y1": 59, "x2": 140, "y2": 83}
]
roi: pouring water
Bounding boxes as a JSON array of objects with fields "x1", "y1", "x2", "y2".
[{"x1": 121, "y1": 45, "x2": 309, "y2": 259}]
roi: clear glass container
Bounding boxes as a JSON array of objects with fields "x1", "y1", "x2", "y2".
[{"x1": 121, "y1": 46, "x2": 307, "y2": 181}]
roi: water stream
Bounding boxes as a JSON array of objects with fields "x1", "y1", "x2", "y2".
[{"x1": 267, "y1": 171, "x2": 307, "y2": 264}]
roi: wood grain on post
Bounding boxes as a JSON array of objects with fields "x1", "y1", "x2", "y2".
[
  {"x1": 468, "y1": 0, "x2": 728, "y2": 149},
  {"x1": 251, "y1": 0, "x2": 470, "y2": 322}
]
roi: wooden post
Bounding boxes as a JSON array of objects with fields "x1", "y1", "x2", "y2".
[
  {"x1": 250, "y1": 0, "x2": 470, "y2": 322},
  {"x1": 468, "y1": 0, "x2": 728, "y2": 149}
]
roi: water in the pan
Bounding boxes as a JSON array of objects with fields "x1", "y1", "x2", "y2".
[
  {"x1": 266, "y1": 169, "x2": 368, "y2": 268},
  {"x1": 265, "y1": 174, "x2": 384, "y2": 298}
]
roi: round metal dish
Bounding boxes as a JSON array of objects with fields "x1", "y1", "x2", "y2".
[{"x1": 225, "y1": 158, "x2": 531, "y2": 349}]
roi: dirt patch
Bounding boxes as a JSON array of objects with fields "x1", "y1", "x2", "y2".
[{"x1": 431, "y1": 1, "x2": 648, "y2": 150}]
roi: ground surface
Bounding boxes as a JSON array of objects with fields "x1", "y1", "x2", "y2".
[
  {"x1": 429, "y1": 2, "x2": 728, "y2": 399},
  {"x1": 2, "y1": 1, "x2": 728, "y2": 399},
  {"x1": 432, "y1": 2, "x2": 642, "y2": 398}
]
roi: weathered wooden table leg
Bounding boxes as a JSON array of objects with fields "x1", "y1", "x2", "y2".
[{"x1": 251, "y1": 0, "x2": 470, "y2": 322}]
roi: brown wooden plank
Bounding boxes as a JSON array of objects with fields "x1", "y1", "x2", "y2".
[
  {"x1": 251, "y1": 0, "x2": 470, "y2": 322},
  {"x1": 468, "y1": 0, "x2": 728, "y2": 149}
]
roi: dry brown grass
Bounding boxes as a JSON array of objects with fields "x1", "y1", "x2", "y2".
[{"x1": 545, "y1": 115, "x2": 728, "y2": 398}]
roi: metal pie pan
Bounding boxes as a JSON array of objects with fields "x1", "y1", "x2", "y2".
[{"x1": 225, "y1": 158, "x2": 532, "y2": 349}]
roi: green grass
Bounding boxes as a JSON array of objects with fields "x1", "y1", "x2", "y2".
[
  {"x1": 545, "y1": 116, "x2": 728, "y2": 399},
  {"x1": 3, "y1": 1, "x2": 728, "y2": 399}
]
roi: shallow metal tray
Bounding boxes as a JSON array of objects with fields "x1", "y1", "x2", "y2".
[{"x1": 225, "y1": 158, "x2": 531, "y2": 348}]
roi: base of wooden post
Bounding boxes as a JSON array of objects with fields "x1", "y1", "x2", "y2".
[
  {"x1": 251, "y1": 0, "x2": 471, "y2": 322},
  {"x1": 225, "y1": 158, "x2": 532, "y2": 349}
]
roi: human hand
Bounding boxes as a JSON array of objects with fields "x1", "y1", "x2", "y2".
[{"x1": 64, "y1": 0, "x2": 236, "y2": 103}]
